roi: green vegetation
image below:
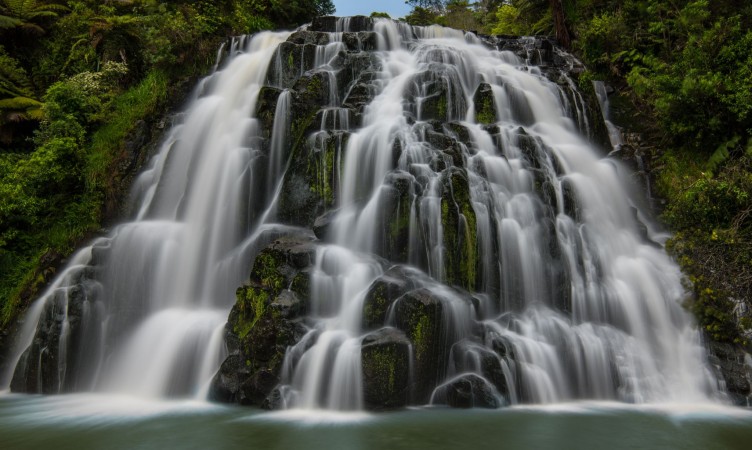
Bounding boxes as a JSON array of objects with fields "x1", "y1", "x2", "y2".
[{"x1": 0, "y1": 0, "x2": 333, "y2": 326}]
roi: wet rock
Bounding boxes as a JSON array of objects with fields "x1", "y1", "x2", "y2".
[
  {"x1": 434, "y1": 373, "x2": 501, "y2": 408},
  {"x1": 561, "y1": 178, "x2": 580, "y2": 221},
  {"x1": 373, "y1": 171, "x2": 415, "y2": 263},
  {"x1": 443, "y1": 122, "x2": 472, "y2": 147},
  {"x1": 278, "y1": 130, "x2": 349, "y2": 227},
  {"x1": 707, "y1": 341, "x2": 752, "y2": 405},
  {"x1": 210, "y1": 233, "x2": 316, "y2": 405},
  {"x1": 393, "y1": 288, "x2": 447, "y2": 402},
  {"x1": 450, "y1": 340, "x2": 510, "y2": 399},
  {"x1": 361, "y1": 327, "x2": 411, "y2": 409},
  {"x1": 441, "y1": 169, "x2": 478, "y2": 291},
  {"x1": 312, "y1": 209, "x2": 339, "y2": 239},
  {"x1": 362, "y1": 266, "x2": 418, "y2": 330},
  {"x1": 10, "y1": 277, "x2": 96, "y2": 394},
  {"x1": 473, "y1": 82, "x2": 497, "y2": 125},
  {"x1": 256, "y1": 87, "x2": 283, "y2": 138},
  {"x1": 287, "y1": 30, "x2": 331, "y2": 46},
  {"x1": 311, "y1": 15, "x2": 373, "y2": 33},
  {"x1": 342, "y1": 31, "x2": 378, "y2": 52}
]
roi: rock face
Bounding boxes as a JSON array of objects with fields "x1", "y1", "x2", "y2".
[{"x1": 209, "y1": 233, "x2": 315, "y2": 405}]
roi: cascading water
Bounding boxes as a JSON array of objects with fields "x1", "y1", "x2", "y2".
[{"x1": 3, "y1": 17, "x2": 721, "y2": 410}]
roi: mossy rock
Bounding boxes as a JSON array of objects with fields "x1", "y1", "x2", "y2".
[
  {"x1": 393, "y1": 288, "x2": 446, "y2": 402},
  {"x1": 256, "y1": 86, "x2": 283, "y2": 139},
  {"x1": 371, "y1": 171, "x2": 415, "y2": 263},
  {"x1": 361, "y1": 327, "x2": 411, "y2": 409},
  {"x1": 362, "y1": 266, "x2": 418, "y2": 330},
  {"x1": 441, "y1": 169, "x2": 479, "y2": 291},
  {"x1": 473, "y1": 82, "x2": 497, "y2": 125},
  {"x1": 210, "y1": 233, "x2": 316, "y2": 405},
  {"x1": 277, "y1": 130, "x2": 349, "y2": 227}
]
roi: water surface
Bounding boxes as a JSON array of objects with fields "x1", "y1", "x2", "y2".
[{"x1": 1, "y1": 395, "x2": 750, "y2": 450}]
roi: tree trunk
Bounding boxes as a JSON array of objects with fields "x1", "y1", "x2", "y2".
[{"x1": 549, "y1": 0, "x2": 571, "y2": 49}]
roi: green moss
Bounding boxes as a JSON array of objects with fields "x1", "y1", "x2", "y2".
[
  {"x1": 412, "y1": 314, "x2": 432, "y2": 363},
  {"x1": 474, "y1": 84, "x2": 496, "y2": 125},
  {"x1": 252, "y1": 251, "x2": 285, "y2": 292},
  {"x1": 233, "y1": 286, "x2": 270, "y2": 338},
  {"x1": 309, "y1": 141, "x2": 335, "y2": 205},
  {"x1": 366, "y1": 347, "x2": 397, "y2": 390},
  {"x1": 363, "y1": 283, "x2": 388, "y2": 328},
  {"x1": 441, "y1": 171, "x2": 478, "y2": 290},
  {"x1": 437, "y1": 94, "x2": 447, "y2": 120}
]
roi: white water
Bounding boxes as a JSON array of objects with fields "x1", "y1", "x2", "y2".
[{"x1": 3, "y1": 18, "x2": 721, "y2": 408}]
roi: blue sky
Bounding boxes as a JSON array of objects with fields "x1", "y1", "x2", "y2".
[{"x1": 332, "y1": 0, "x2": 412, "y2": 20}]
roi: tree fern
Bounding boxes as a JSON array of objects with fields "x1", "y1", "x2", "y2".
[{"x1": 0, "y1": 0, "x2": 67, "y2": 34}]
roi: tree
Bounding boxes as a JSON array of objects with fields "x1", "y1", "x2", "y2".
[
  {"x1": 404, "y1": 6, "x2": 440, "y2": 26},
  {"x1": 443, "y1": 0, "x2": 479, "y2": 31},
  {"x1": 406, "y1": 0, "x2": 446, "y2": 14},
  {"x1": 549, "y1": 0, "x2": 571, "y2": 48}
]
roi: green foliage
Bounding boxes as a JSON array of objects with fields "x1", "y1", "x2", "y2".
[
  {"x1": 491, "y1": 5, "x2": 526, "y2": 35},
  {"x1": 0, "y1": 0, "x2": 67, "y2": 34},
  {"x1": 404, "y1": 6, "x2": 440, "y2": 26}
]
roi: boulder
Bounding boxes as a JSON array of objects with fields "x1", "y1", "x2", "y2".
[
  {"x1": 393, "y1": 288, "x2": 446, "y2": 402},
  {"x1": 473, "y1": 82, "x2": 497, "y2": 125},
  {"x1": 362, "y1": 266, "x2": 418, "y2": 330},
  {"x1": 361, "y1": 327, "x2": 411, "y2": 409},
  {"x1": 209, "y1": 233, "x2": 316, "y2": 405},
  {"x1": 433, "y1": 373, "x2": 501, "y2": 408}
]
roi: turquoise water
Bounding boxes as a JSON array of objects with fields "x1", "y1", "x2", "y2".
[{"x1": 1, "y1": 394, "x2": 751, "y2": 449}]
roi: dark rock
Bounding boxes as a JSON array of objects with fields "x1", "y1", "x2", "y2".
[
  {"x1": 434, "y1": 373, "x2": 501, "y2": 408},
  {"x1": 561, "y1": 178, "x2": 580, "y2": 221},
  {"x1": 310, "y1": 16, "x2": 339, "y2": 32},
  {"x1": 287, "y1": 30, "x2": 331, "y2": 46},
  {"x1": 313, "y1": 209, "x2": 339, "y2": 240},
  {"x1": 210, "y1": 233, "x2": 316, "y2": 406},
  {"x1": 708, "y1": 341, "x2": 751, "y2": 405},
  {"x1": 256, "y1": 86, "x2": 283, "y2": 138},
  {"x1": 311, "y1": 16, "x2": 373, "y2": 33},
  {"x1": 444, "y1": 122, "x2": 472, "y2": 147},
  {"x1": 261, "y1": 386, "x2": 287, "y2": 410},
  {"x1": 450, "y1": 340, "x2": 510, "y2": 399},
  {"x1": 393, "y1": 288, "x2": 447, "y2": 402},
  {"x1": 342, "y1": 32, "x2": 378, "y2": 52},
  {"x1": 361, "y1": 327, "x2": 411, "y2": 409},
  {"x1": 362, "y1": 266, "x2": 418, "y2": 330}
]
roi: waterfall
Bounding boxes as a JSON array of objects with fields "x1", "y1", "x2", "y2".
[{"x1": 3, "y1": 17, "x2": 721, "y2": 409}]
